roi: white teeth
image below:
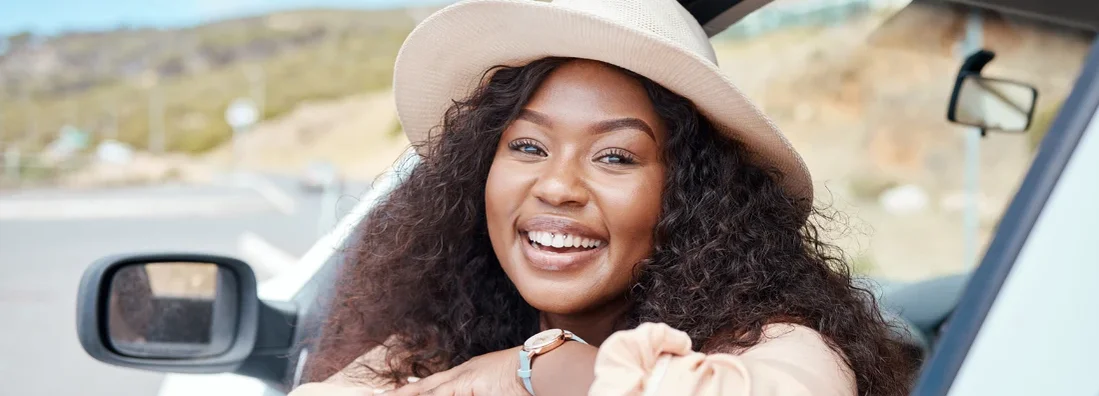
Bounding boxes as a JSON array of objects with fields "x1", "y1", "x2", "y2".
[
  {"x1": 551, "y1": 234, "x2": 565, "y2": 248},
  {"x1": 539, "y1": 232, "x2": 553, "y2": 246},
  {"x1": 528, "y1": 231, "x2": 603, "y2": 249}
]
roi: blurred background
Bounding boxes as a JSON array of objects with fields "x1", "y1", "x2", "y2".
[{"x1": 0, "y1": 0, "x2": 1094, "y2": 395}]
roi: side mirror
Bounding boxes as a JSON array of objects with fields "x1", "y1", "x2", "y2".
[
  {"x1": 76, "y1": 253, "x2": 297, "y2": 388},
  {"x1": 948, "y1": 73, "x2": 1039, "y2": 133}
]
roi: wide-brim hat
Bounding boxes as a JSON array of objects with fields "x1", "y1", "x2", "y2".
[{"x1": 393, "y1": 0, "x2": 812, "y2": 203}]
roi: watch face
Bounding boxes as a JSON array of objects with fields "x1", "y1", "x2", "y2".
[{"x1": 524, "y1": 329, "x2": 565, "y2": 350}]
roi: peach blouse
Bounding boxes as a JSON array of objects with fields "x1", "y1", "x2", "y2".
[
  {"x1": 589, "y1": 322, "x2": 855, "y2": 396},
  {"x1": 316, "y1": 322, "x2": 855, "y2": 395}
]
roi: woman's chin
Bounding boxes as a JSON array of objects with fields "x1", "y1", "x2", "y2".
[{"x1": 517, "y1": 283, "x2": 604, "y2": 315}]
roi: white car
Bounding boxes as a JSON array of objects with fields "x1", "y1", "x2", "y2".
[{"x1": 74, "y1": 1, "x2": 1099, "y2": 396}]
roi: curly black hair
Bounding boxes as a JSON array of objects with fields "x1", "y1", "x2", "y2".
[{"x1": 306, "y1": 57, "x2": 916, "y2": 395}]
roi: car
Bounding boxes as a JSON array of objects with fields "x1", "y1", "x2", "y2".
[{"x1": 74, "y1": 1, "x2": 1099, "y2": 395}]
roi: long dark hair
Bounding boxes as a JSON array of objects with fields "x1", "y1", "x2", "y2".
[{"x1": 306, "y1": 57, "x2": 916, "y2": 395}]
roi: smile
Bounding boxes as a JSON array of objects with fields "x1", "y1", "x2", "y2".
[
  {"x1": 527, "y1": 231, "x2": 603, "y2": 251},
  {"x1": 520, "y1": 231, "x2": 607, "y2": 271},
  {"x1": 516, "y1": 216, "x2": 609, "y2": 271},
  {"x1": 516, "y1": 233, "x2": 606, "y2": 273}
]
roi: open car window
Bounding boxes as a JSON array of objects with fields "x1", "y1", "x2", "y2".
[
  {"x1": 711, "y1": 0, "x2": 1095, "y2": 283},
  {"x1": 915, "y1": 39, "x2": 1099, "y2": 396}
]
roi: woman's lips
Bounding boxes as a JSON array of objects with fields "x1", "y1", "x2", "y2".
[{"x1": 520, "y1": 232, "x2": 606, "y2": 271}]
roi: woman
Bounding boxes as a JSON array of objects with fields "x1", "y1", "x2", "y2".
[{"x1": 295, "y1": 0, "x2": 915, "y2": 395}]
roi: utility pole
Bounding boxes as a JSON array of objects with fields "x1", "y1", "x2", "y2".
[
  {"x1": 960, "y1": 10, "x2": 984, "y2": 268},
  {"x1": 0, "y1": 76, "x2": 6, "y2": 147},
  {"x1": 0, "y1": 98, "x2": 6, "y2": 149},
  {"x1": 105, "y1": 99, "x2": 119, "y2": 141},
  {"x1": 18, "y1": 82, "x2": 36, "y2": 149},
  {"x1": 144, "y1": 72, "x2": 165, "y2": 154},
  {"x1": 245, "y1": 65, "x2": 266, "y2": 118}
]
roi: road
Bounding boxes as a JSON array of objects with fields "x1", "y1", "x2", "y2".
[{"x1": 0, "y1": 175, "x2": 368, "y2": 396}]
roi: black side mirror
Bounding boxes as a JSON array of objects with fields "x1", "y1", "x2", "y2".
[
  {"x1": 948, "y1": 73, "x2": 1039, "y2": 133},
  {"x1": 77, "y1": 254, "x2": 260, "y2": 373},
  {"x1": 76, "y1": 253, "x2": 298, "y2": 388}
]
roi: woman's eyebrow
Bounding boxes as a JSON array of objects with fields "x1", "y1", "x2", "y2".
[
  {"x1": 517, "y1": 109, "x2": 656, "y2": 141},
  {"x1": 593, "y1": 118, "x2": 655, "y2": 141},
  {"x1": 517, "y1": 109, "x2": 553, "y2": 127}
]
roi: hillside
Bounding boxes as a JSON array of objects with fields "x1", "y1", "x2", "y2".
[
  {"x1": 0, "y1": 7, "x2": 433, "y2": 153},
  {"x1": 3, "y1": 2, "x2": 1095, "y2": 279},
  {"x1": 709, "y1": 6, "x2": 1092, "y2": 279}
]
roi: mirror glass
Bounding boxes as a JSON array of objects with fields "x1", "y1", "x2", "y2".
[
  {"x1": 953, "y1": 76, "x2": 1037, "y2": 132},
  {"x1": 107, "y1": 262, "x2": 237, "y2": 358}
]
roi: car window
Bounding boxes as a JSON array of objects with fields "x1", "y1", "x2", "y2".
[
  {"x1": 948, "y1": 92, "x2": 1099, "y2": 395},
  {"x1": 914, "y1": 39, "x2": 1099, "y2": 396},
  {"x1": 715, "y1": 0, "x2": 1096, "y2": 283}
]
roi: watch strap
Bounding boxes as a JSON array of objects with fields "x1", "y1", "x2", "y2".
[
  {"x1": 518, "y1": 349, "x2": 536, "y2": 395},
  {"x1": 517, "y1": 330, "x2": 589, "y2": 396},
  {"x1": 565, "y1": 331, "x2": 589, "y2": 345}
]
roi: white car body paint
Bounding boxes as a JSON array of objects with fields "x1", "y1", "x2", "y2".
[{"x1": 946, "y1": 101, "x2": 1099, "y2": 396}]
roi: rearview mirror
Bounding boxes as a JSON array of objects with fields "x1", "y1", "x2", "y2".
[
  {"x1": 948, "y1": 74, "x2": 1038, "y2": 132},
  {"x1": 77, "y1": 254, "x2": 260, "y2": 374}
]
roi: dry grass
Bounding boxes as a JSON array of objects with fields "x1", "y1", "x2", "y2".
[
  {"x1": 0, "y1": 9, "x2": 418, "y2": 154},
  {"x1": 202, "y1": 91, "x2": 410, "y2": 181}
]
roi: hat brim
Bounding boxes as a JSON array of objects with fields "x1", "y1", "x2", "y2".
[{"x1": 393, "y1": 0, "x2": 812, "y2": 203}]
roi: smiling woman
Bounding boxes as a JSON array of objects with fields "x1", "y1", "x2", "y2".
[{"x1": 295, "y1": 1, "x2": 916, "y2": 395}]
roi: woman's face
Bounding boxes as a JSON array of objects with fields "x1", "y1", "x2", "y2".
[{"x1": 485, "y1": 60, "x2": 666, "y2": 315}]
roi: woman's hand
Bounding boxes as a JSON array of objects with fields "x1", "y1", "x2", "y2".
[
  {"x1": 288, "y1": 345, "x2": 393, "y2": 396},
  {"x1": 388, "y1": 346, "x2": 528, "y2": 396}
]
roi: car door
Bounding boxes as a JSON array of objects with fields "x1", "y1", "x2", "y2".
[{"x1": 912, "y1": 38, "x2": 1099, "y2": 396}]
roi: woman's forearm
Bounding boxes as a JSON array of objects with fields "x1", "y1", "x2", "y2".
[{"x1": 529, "y1": 341, "x2": 599, "y2": 395}]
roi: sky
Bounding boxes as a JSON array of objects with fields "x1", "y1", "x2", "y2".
[{"x1": 0, "y1": 0, "x2": 454, "y2": 35}]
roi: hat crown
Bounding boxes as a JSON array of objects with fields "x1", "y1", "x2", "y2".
[{"x1": 550, "y1": 0, "x2": 718, "y2": 64}]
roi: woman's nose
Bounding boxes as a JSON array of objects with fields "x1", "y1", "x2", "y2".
[{"x1": 531, "y1": 156, "x2": 590, "y2": 208}]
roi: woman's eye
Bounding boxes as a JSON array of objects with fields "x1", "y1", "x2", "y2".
[
  {"x1": 508, "y1": 140, "x2": 546, "y2": 157},
  {"x1": 596, "y1": 149, "x2": 637, "y2": 165}
]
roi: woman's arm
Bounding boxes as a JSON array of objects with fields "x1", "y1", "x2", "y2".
[
  {"x1": 528, "y1": 340, "x2": 600, "y2": 395},
  {"x1": 385, "y1": 321, "x2": 854, "y2": 396},
  {"x1": 589, "y1": 322, "x2": 856, "y2": 396},
  {"x1": 288, "y1": 343, "x2": 395, "y2": 396}
]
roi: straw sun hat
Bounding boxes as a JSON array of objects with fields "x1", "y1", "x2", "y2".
[{"x1": 393, "y1": 0, "x2": 812, "y2": 202}]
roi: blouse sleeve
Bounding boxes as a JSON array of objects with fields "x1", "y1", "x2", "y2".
[{"x1": 588, "y1": 322, "x2": 856, "y2": 396}]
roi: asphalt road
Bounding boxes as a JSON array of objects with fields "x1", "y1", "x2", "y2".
[{"x1": 0, "y1": 175, "x2": 369, "y2": 396}]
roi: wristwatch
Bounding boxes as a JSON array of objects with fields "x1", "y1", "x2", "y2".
[{"x1": 517, "y1": 329, "x2": 588, "y2": 396}]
